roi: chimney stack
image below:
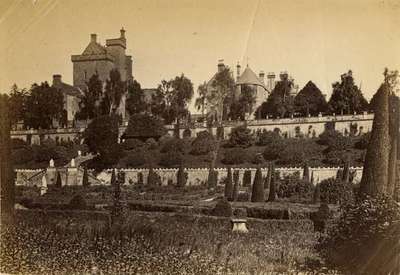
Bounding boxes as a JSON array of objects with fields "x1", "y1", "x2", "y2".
[
  {"x1": 236, "y1": 62, "x2": 241, "y2": 81},
  {"x1": 267, "y1": 72, "x2": 275, "y2": 91},
  {"x1": 91, "y1": 34, "x2": 97, "y2": 43},
  {"x1": 259, "y1": 71, "x2": 265, "y2": 84},
  {"x1": 280, "y1": 71, "x2": 288, "y2": 81},
  {"x1": 120, "y1": 27, "x2": 126, "y2": 39},
  {"x1": 217, "y1": 59, "x2": 225, "y2": 72},
  {"x1": 53, "y1": 74, "x2": 62, "y2": 86}
]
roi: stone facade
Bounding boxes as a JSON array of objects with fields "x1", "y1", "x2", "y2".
[{"x1": 71, "y1": 28, "x2": 133, "y2": 120}]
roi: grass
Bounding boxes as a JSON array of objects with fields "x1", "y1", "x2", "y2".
[{"x1": 0, "y1": 210, "x2": 339, "y2": 274}]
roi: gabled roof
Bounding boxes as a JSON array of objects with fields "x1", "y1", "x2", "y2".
[
  {"x1": 236, "y1": 66, "x2": 265, "y2": 88},
  {"x1": 82, "y1": 42, "x2": 107, "y2": 55},
  {"x1": 53, "y1": 82, "x2": 83, "y2": 98}
]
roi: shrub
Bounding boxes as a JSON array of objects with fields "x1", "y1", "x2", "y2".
[
  {"x1": 318, "y1": 130, "x2": 343, "y2": 146},
  {"x1": 122, "y1": 139, "x2": 144, "y2": 151},
  {"x1": 147, "y1": 168, "x2": 161, "y2": 186},
  {"x1": 160, "y1": 138, "x2": 187, "y2": 154},
  {"x1": 354, "y1": 132, "x2": 371, "y2": 150},
  {"x1": 68, "y1": 195, "x2": 87, "y2": 210},
  {"x1": 124, "y1": 150, "x2": 146, "y2": 167},
  {"x1": 124, "y1": 113, "x2": 166, "y2": 140},
  {"x1": 319, "y1": 195, "x2": 400, "y2": 274},
  {"x1": 233, "y1": 208, "x2": 247, "y2": 218},
  {"x1": 176, "y1": 164, "x2": 188, "y2": 188},
  {"x1": 325, "y1": 135, "x2": 352, "y2": 152},
  {"x1": 256, "y1": 130, "x2": 281, "y2": 146},
  {"x1": 159, "y1": 151, "x2": 183, "y2": 167},
  {"x1": 137, "y1": 172, "x2": 144, "y2": 185},
  {"x1": 319, "y1": 178, "x2": 354, "y2": 204},
  {"x1": 11, "y1": 138, "x2": 27, "y2": 149},
  {"x1": 277, "y1": 172, "x2": 314, "y2": 201},
  {"x1": 252, "y1": 153, "x2": 265, "y2": 164},
  {"x1": 226, "y1": 125, "x2": 255, "y2": 147},
  {"x1": 12, "y1": 147, "x2": 35, "y2": 165},
  {"x1": 313, "y1": 183, "x2": 321, "y2": 204},
  {"x1": 55, "y1": 172, "x2": 62, "y2": 187},
  {"x1": 262, "y1": 139, "x2": 286, "y2": 161},
  {"x1": 221, "y1": 147, "x2": 248, "y2": 165},
  {"x1": 145, "y1": 138, "x2": 158, "y2": 150},
  {"x1": 190, "y1": 130, "x2": 216, "y2": 155},
  {"x1": 251, "y1": 167, "x2": 264, "y2": 202},
  {"x1": 323, "y1": 150, "x2": 347, "y2": 166},
  {"x1": 212, "y1": 198, "x2": 232, "y2": 217}
]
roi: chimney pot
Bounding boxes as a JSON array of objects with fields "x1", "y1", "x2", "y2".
[
  {"x1": 120, "y1": 27, "x2": 126, "y2": 39},
  {"x1": 217, "y1": 59, "x2": 225, "y2": 72},
  {"x1": 53, "y1": 74, "x2": 62, "y2": 86},
  {"x1": 91, "y1": 34, "x2": 97, "y2": 43}
]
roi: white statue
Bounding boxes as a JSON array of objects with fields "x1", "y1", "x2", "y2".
[
  {"x1": 40, "y1": 174, "x2": 48, "y2": 196},
  {"x1": 70, "y1": 158, "x2": 76, "y2": 167},
  {"x1": 49, "y1": 159, "x2": 54, "y2": 167},
  {"x1": 77, "y1": 150, "x2": 82, "y2": 157}
]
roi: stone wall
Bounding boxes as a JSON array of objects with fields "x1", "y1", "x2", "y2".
[{"x1": 16, "y1": 166, "x2": 363, "y2": 187}]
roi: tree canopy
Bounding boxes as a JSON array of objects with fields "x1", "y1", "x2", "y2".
[
  {"x1": 126, "y1": 79, "x2": 148, "y2": 116},
  {"x1": 294, "y1": 81, "x2": 328, "y2": 116},
  {"x1": 123, "y1": 113, "x2": 166, "y2": 141},
  {"x1": 328, "y1": 70, "x2": 369, "y2": 115},
  {"x1": 75, "y1": 73, "x2": 103, "y2": 120},
  {"x1": 100, "y1": 69, "x2": 126, "y2": 116}
]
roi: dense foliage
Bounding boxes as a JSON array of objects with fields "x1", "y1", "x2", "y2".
[
  {"x1": 226, "y1": 125, "x2": 255, "y2": 147},
  {"x1": 190, "y1": 131, "x2": 216, "y2": 155}
]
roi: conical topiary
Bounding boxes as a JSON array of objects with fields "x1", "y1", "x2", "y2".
[
  {"x1": 243, "y1": 170, "x2": 252, "y2": 187},
  {"x1": 342, "y1": 157, "x2": 350, "y2": 183},
  {"x1": 232, "y1": 170, "x2": 239, "y2": 201},
  {"x1": 267, "y1": 163, "x2": 276, "y2": 202},
  {"x1": 55, "y1": 171, "x2": 62, "y2": 188},
  {"x1": 360, "y1": 80, "x2": 391, "y2": 197},
  {"x1": 224, "y1": 166, "x2": 233, "y2": 201},
  {"x1": 177, "y1": 163, "x2": 187, "y2": 188},
  {"x1": 207, "y1": 166, "x2": 218, "y2": 189},
  {"x1": 137, "y1": 172, "x2": 144, "y2": 186},
  {"x1": 336, "y1": 169, "x2": 343, "y2": 181},
  {"x1": 303, "y1": 162, "x2": 310, "y2": 182},
  {"x1": 265, "y1": 162, "x2": 272, "y2": 190},
  {"x1": 147, "y1": 166, "x2": 159, "y2": 187},
  {"x1": 110, "y1": 169, "x2": 116, "y2": 186},
  {"x1": 82, "y1": 167, "x2": 89, "y2": 187},
  {"x1": 388, "y1": 94, "x2": 399, "y2": 197},
  {"x1": 313, "y1": 183, "x2": 321, "y2": 204},
  {"x1": 251, "y1": 167, "x2": 264, "y2": 202}
]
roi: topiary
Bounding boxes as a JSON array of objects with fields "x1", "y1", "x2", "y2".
[
  {"x1": 252, "y1": 153, "x2": 265, "y2": 165},
  {"x1": 226, "y1": 125, "x2": 255, "y2": 148},
  {"x1": 251, "y1": 167, "x2": 264, "y2": 202},
  {"x1": 319, "y1": 177, "x2": 354, "y2": 204},
  {"x1": 212, "y1": 198, "x2": 232, "y2": 217},
  {"x1": 147, "y1": 167, "x2": 161, "y2": 187},
  {"x1": 267, "y1": 163, "x2": 276, "y2": 202},
  {"x1": 124, "y1": 149, "x2": 147, "y2": 167},
  {"x1": 207, "y1": 167, "x2": 218, "y2": 189},
  {"x1": 82, "y1": 167, "x2": 89, "y2": 187},
  {"x1": 224, "y1": 167, "x2": 233, "y2": 201},
  {"x1": 160, "y1": 137, "x2": 187, "y2": 154},
  {"x1": 55, "y1": 171, "x2": 62, "y2": 188},
  {"x1": 242, "y1": 170, "x2": 252, "y2": 187},
  {"x1": 176, "y1": 163, "x2": 188, "y2": 188},
  {"x1": 313, "y1": 183, "x2": 321, "y2": 204},
  {"x1": 190, "y1": 130, "x2": 216, "y2": 155},
  {"x1": 256, "y1": 130, "x2": 281, "y2": 146},
  {"x1": 232, "y1": 170, "x2": 239, "y2": 201},
  {"x1": 277, "y1": 172, "x2": 314, "y2": 201},
  {"x1": 354, "y1": 132, "x2": 371, "y2": 150},
  {"x1": 137, "y1": 172, "x2": 144, "y2": 186}
]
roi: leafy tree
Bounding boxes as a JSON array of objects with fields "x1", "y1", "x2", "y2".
[
  {"x1": 224, "y1": 166, "x2": 233, "y2": 201},
  {"x1": 75, "y1": 73, "x2": 102, "y2": 120},
  {"x1": 126, "y1": 79, "x2": 148, "y2": 115},
  {"x1": 221, "y1": 148, "x2": 248, "y2": 165},
  {"x1": 230, "y1": 85, "x2": 256, "y2": 120},
  {"x1": 207, "y1": 67, "x2": 235, "y2": 123},
  {"x1": 84, "y1": 115, "x2": 121, "y2": 167},
  {"x1": 227, "y1": 125, "x2": 255, "y2": 147},
  {"x1": 257, "y1": 74, "x2": 295, "y2": 118},
  {"x1": 294, "y1": 81, "x2": 328, "y2": 116},
  {"x1": 0, "y1": 94, "x2": 15, "y2": 225},
  {"x1": 8, "y1": 84, "x2": 28, "y2": 126},
  {"x1": 100, "y1": 69, "x2": 126, "y2": 116},
  {"x1": 251, "y1": 167, "x2": 264, "y2": 202},
  {"x1": 24, "y1": 82, "x2": 64, "y2": 129},
  {"x1": 328, "y1": 70, "x2": 369, "y2": 115},
  {"x1": 123, "y1": 113, "x2": 166, "y2": 141},
  {"x1": 195, "y1": 81, "x2": 207, "y2": 117}
]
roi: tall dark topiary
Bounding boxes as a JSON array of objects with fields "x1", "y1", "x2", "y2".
[
  {"x1": 55, "y1": 171, "x2": 62, "y2": 188},
  {"x1": 177, "y1": 163, "x2": 187, "y2": 188},
  {"x1": 137, "y1": 172, "x2": 144, "y2": 185},
  {"x1": 388, "y1": 95, "x2": 399, "y2": 197},
  {"x1": 243, "y1": 170, "x2": 252, "y2": 187},
  {"x1": 360, "y1": 79, "x2": 390, "y2": 197},
  {"x1": 251, "y1": 167, "x2": 264, "y2": 202},
  {"x1": 82, "y1": 167, "x2": 89, "y2": 187},
  {"x1": 267, "y1": 163, "x2": 276, "y2": 202},
  {"x1": 336, "y1": 169, "x2": 343, "y2": 181},
  {"x1": 265, "y1": 162, "x2": 272, "y2": 189},
  {"x1": 147, "y1": 166, "x2": 159, "y2": 187},
  {"x1": 342, "y1": 157, "x2": 350, "y2": 183},
  {"x1": 207, "y1": 166, "x2": 218, "y2": 189},
  {"x1": 110, "y1": 169, "x2": 116, "y2": 186},
  {"x1": 313, "y1": 183, "x2": 321, "y2": 204},
  {"x1": 111, "y1": 171, "x2": 125, "y2": 225},
  {"x1": 303, "y1": 162, "x2": 310, "y2": 182},
  {"x1": 232, "y1": 170, "x2": 239, "y2": 201},
  {"x1": 224, "y1": 166, "x2": 233, "y2": 201}
]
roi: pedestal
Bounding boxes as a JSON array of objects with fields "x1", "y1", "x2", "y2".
[{"x1": 231, "y1": 218, "x2": 249, "y2": 233}]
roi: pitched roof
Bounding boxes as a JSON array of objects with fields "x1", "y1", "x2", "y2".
[
  {"x1": 236, "y1": 66, "x2": 266, "y2": 88},
  {"x1": 53, "y1": 82, "x2": 83, "y2": 98},
  {"x1": 82, "y1": 42, "x2": 107, "y2": 55}
]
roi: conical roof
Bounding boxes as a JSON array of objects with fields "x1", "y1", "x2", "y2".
[{"x1": 236, "y1": 66, "x2": 265, "y2": 88}]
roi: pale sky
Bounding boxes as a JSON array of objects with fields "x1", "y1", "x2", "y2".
[{"x1": 1, "y1": 0, "x2": 399, "y2": 111}]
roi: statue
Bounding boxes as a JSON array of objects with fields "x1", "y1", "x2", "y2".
[
  {"x1": 49, "y1": 159, "x2": 54, "y2": 167},
  {"x1": 70, "y1": 158, "x2": 76, "y2": 167}
]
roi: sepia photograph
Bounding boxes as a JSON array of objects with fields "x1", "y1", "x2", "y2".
[{"x1": 0, "y1": 0, "x2": 399, "y2": 274}]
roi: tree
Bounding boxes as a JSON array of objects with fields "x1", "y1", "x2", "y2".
[
  {"x1": 24, "y1": 82, "x2": 64, "y2": 129},
  {"x1": 123, "y1": 113, "x2": 166, "y2": 142},
  {"x1": 224, "y1": 166, "x2": 233, "y2": 201},
  {"x1": 55, "y1": 171, "x2": 62, "y2": 188},
  {"x1": 84, "y1": 115, "x2": 122, "y2": 167},
  {"x1": 126, "y1": 79, "x2": 148, "y2": 115},
  {"x1": 207, "y1": 67, "x2": 235, "y2": 123},
  {"x1": 229, "y1": 85, "x2": 256, "y2": 120},
  {"x1": 227, "y1": 125, "x2": 255, "y2": 147},
  {"x1": 294, "y1": 81, "x2": 328, "y2": 116},
  {"x1": 359, "y1": 70, "x2": 391, "y2": 197},
  {"x1": 257, "y1": 74, "x2": 295, "y2": 118},
  {"x1": 0, "y1": 94, "x2": 15, "y2": 226},
  {"x1": 267, "y1": 163, "x2": 276, "y2": 202},
  {"x1": 190, "y1": 130, "x2": 216, "y2": 155},
  {"x1": 251, "y1": 167, "x2": 264, "y2": 202},
  {"x1": 328, "y1": 70, "x2": 369, "y2": 115},
  {"x1": 75, "y1": 73, "x2": 103, "y2": 120},
  {"x1": 8, "y1": 84, "x2": 28, "y2": 127},
  {"x1": 100, "y1": 69, "x2": 126, "y2": 116},
  {"x1": 195, "y1": 81, "x2": 207, "y2": 117},
  {"x1": 265, "y1": 162, "x2": 273, "y2": 190}
]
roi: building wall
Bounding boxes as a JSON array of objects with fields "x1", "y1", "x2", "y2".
[
  {"x1": 66, "y1": 95, "x2": 80, "y2": 123},
  {"x1": 73, "y1": 59, "x2": 115, "y2": 90}
]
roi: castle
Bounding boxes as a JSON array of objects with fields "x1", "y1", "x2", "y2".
[{"x1": 51, "y1": 28, "x2": 133, "y2": 126}]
